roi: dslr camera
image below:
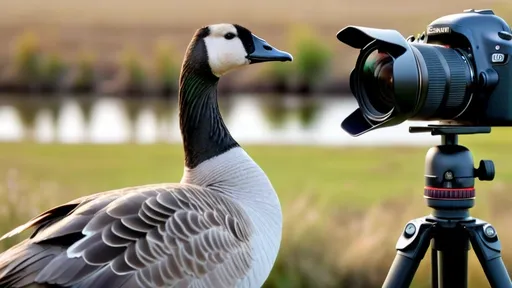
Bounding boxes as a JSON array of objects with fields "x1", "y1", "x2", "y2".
[{"x1": 337, "y1": 9, "x2": 512, "y2": 136}]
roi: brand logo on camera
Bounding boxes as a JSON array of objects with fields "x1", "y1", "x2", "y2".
[{"x1": 427, "y1": 26, "x2": 451, "y2": 35}]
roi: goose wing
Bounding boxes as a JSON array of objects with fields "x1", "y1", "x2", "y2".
[{"x1": 0, "y1": 183, "x2": 254, "y2": 288}]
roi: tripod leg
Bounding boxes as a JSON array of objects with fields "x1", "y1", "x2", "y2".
[
  {"x1": 432, "y1": 225, "x2": 470, "y2": 288},
  {"x1": 466, "y1": 219, "x2": 512, "y2": 288},
  {"x1": 431, "y1": 244, "x2": 438, "y2": 288},
  {"x1": 383, "y1": 218, "x2": 434, "y2": 288}
]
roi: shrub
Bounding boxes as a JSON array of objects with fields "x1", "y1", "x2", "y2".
[
  {"x1": 13, "y1": 31, "x2": 43, "y2": 85},
  {"x1": 261, "y1": 61, "x2": 293, "y2": 92},
  {"x1": 153, "y1": 40, "x2": 179, "y2": 94},
  {"x1": 41, "y1": 53, "x2": 67, "y2": 89},
  {"x1": 290, "y1": 26, "x2": 332, "y2": 91},
  {"x1": 120, "y1": 48, "x2": 147, "y2": 93},
  {"x1": 74, "y1": 50, "x2": 97, "y2": 91}
]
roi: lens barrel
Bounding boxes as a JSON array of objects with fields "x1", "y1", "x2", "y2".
[
  {"x1": 352, "y1": 42, "x2": 475, "y2": 124},
  {"x1": 411, "y1": 44, "x2": 475, "y2": 119}
]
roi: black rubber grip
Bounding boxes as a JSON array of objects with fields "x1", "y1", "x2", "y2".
[{"x1": 413, "y1": 44, "x2": 473, "y2": 119}]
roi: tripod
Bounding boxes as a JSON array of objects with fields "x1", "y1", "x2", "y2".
[{"x1": 382, "y1": 125, "x2": 512, "y2": 288}]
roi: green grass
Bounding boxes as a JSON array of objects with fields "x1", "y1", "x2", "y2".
[
  {"x1": 0, "y1": 129, "x2": 510, "y2": 209},
  {"x1": 1, "y1": 128, "x2": 512, "y2": 287},
  {"x1": 0, "y1": 143, "x2": 455, "y2": 210}
]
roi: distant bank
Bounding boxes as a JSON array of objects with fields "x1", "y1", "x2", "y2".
[{"x1": 0, "y1": 76, "x2": 352, "y2": 98}]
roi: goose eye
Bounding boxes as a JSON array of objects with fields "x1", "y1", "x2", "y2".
[{"x1": 224, "y1": 33, "x2": 236, "y2": 40}]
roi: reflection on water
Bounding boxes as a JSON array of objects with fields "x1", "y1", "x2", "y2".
[
  {"x1": 0, "y1": 106, "x2": 25, "y2": 141},
  {"x1": 88, "y1": 97, "x2": 132, "y2": 143},
  {"x1": 0, "y1": 94, "x2": 440, "y2": 146}
]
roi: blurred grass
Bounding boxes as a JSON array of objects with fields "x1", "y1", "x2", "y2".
[{"x1": 0, "y1": 128, "x2": 512, "y2": 286}]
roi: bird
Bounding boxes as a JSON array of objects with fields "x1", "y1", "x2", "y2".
[{"x1": 0, "y1": 23, "x2": 293, "y2": 288}]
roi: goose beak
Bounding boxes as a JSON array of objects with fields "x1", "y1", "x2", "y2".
[{"x1": 246, "y1": 34, "x2": 293, "y2": 64}]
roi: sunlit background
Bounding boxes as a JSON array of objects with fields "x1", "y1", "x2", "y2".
[{"x1": 0, "y1": 1, "x2": 512, "y2": 287}]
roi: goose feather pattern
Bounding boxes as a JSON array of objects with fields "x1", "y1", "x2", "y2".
[{"x1": 0, "y1": 183, "x2": 253, "y2": 288}]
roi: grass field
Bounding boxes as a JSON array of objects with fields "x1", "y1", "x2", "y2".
[{"x1": 1, "y1": 128, "x2": 512, "y2": 286}]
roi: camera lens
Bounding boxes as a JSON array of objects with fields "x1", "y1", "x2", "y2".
[
  {"x1": 351, "y1": 42, "x2": 475, "y2": 124},
  {"x1": 361, "y1": 51, "x2": 395, "y2": 116},
  {"x1": 410, "y1": 44, "x2": 475, "y2": 120}
]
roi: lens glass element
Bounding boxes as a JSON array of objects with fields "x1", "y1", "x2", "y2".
[{"x1": 361, "y1": 50, "x2": 395, "y2": 116}]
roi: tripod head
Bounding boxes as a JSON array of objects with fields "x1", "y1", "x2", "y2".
[{"x1": 409, "y1": 125, "x2": 495, "y2": 219}]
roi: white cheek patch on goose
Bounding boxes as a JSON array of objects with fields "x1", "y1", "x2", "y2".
[{"x1": 204, "y1": 37, "x2": 249, "y2": 77}]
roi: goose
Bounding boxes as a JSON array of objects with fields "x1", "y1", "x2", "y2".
[{"x1": 0, "y1": 23, "x2": 292, "y2": 288}]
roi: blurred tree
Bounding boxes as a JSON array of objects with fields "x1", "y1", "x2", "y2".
[
  {"x1": 153, "y1": 40, "x2": 179, "y2": 96},
  {"x1": 74, "y1": 50, "x2": 97, "y2": 93},
  {"x1": 261, "y1": 61, "x2": 293, "y2": 93},
  {"x1": 297, "y1": 98, "x2": 320, "y2": 129},
  {"x1": 262, "y1": 94, "x2": 289, "y2": 129},
  {"x1": 41, "y1": 53, "x2": 67, "y2": 92},
  {"x1": 13, "y1": 31, "x2": 43, "y2": 91},
  {"x1": 290, "y1": 26, "x2": 333, "y2": 94},
  {"x1": 120, "y1": 48, "x2": 147, "y2": 95}
]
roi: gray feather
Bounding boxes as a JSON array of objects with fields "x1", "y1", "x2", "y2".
[{"x1": 0, "y1": 183, "x2": 254, "y2": 288}]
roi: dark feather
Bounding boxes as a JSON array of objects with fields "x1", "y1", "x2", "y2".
[
  {"x1": 110, "y1": 254, "x2": 134, "y2": 275},
  {"x1": 72, "y1": 266, "x2": 135, "y2": 288},
  {"x1": 82, "y1": 212, "x2": 116, "y2": 234},
  {"x1": 120, "y1": 215, "x2": 153, "y2": 233},
  {"x1": 35, "y1": 216, "x2": 92, "y2": 246},
  {"x1": 156, "y1": 192, "x2": 181, "y2": 212},
  {"x1": 121, "y1": 243, "x2": 145, "y2": 270},
  {"x1": 101, "y1": 224, "x2": 132, "y2": 247},
  {"x1": 66, "y1": 232, "x2": 103, "y2": 257},
  {"x1": 82, "y1": 237, "x2": 126, "y2": 265},
  {"x1": 0, "y1": 202, "x2": 80, "y2": 242},
  {"x1": 141, "y1": 201, "x2": 168, "y2": 222},
  {"x1": 46, "y1": 256, "x2": 100, "y2": 285},
  {"x1": 107, "y1": 193, "x2": 151, "y2": 218}
]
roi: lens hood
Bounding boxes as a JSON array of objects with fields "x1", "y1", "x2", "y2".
[{"x1": 337, "y1": 26, "x2": 420, "y2": 136}]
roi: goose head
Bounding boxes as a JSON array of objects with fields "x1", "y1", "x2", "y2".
[
  {"x1": 179, "y1": 24, "x2": 292, "y2": 170},
  {"x1": 181, "y1": 23, "x2": 293, "y2": 78}
]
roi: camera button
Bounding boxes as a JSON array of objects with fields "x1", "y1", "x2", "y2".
[
  {"x1": 491, "y1": 53, "x2": 506, "y2": 63},
  {"x1": 498, "y1": 31, "x2": 512, "y2": 41},
  {"x1": 475, "y1": 9, "x2": 495, "y2": 15}
]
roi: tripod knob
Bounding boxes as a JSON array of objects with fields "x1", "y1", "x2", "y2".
[{"x1": 476, "y1": 160, "x2": 495, "y2": 181}]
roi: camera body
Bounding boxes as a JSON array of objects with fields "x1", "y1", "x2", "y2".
[
  {"x1": 422, "y1": 9, "x2": 511, "y2": 125},
  {"x1": 337, "y1": 9, "x2": 512, "y2": 137}
]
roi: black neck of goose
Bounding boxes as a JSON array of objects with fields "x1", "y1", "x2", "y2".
[{"x1": 179, "y1": 61, "x2": 239, "y2": 169}]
